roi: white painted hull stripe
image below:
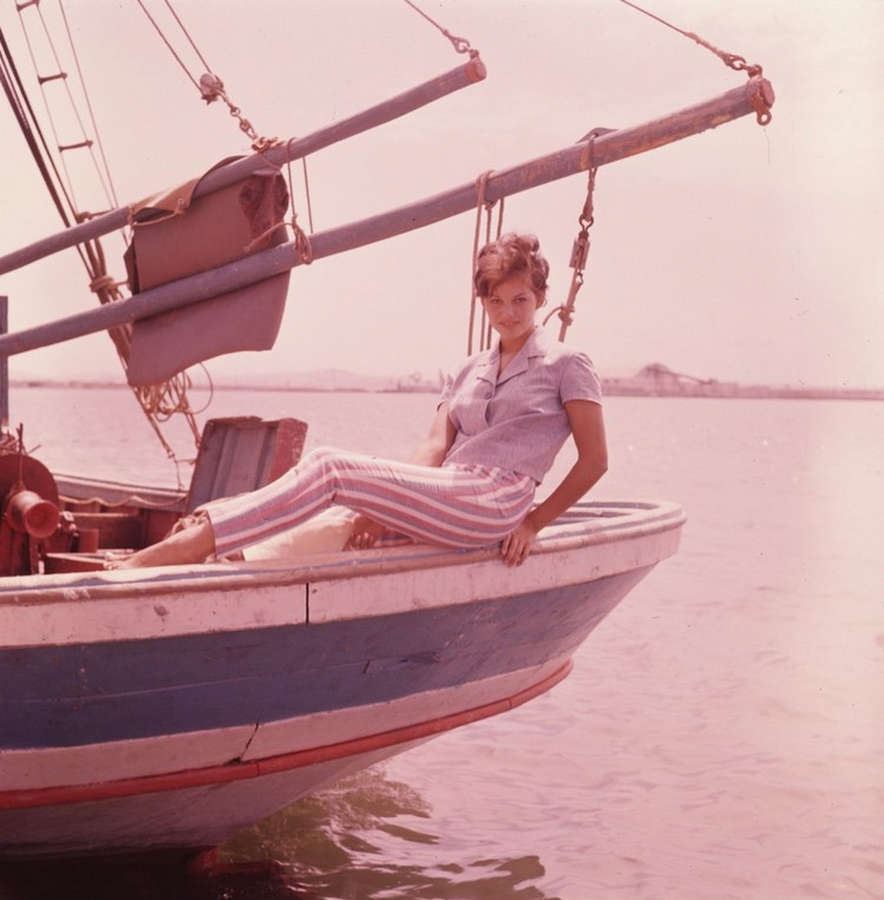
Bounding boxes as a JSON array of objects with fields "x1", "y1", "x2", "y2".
[{"x1": 0, "y1": 661, "x2": 571, "y2": 810}]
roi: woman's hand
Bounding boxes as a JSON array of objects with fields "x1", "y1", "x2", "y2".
[
  {"x1": 346, "y1": 514, "x2": 386, "y2": 550},
  {"x1": 500, "y1": 517, "x2": 539, "y2": 567}
]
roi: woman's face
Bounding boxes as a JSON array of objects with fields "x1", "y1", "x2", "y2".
[{"x1": 482, "y1": 272, "x2": 544, "y2": 344}]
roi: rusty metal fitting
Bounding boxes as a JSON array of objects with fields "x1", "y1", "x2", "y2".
[
  {"x1": 749, "y1": 76, "x2": 775, "y2": 126},
  {"x1": 198, "y1": 73, "x2": 224, "y2": 104},
  {"x1": 5, "y1": 489, "x2": 59, "y2": 539},
  {"x1": 467, "y1": 55, "x2": 486, "y2": 82}
]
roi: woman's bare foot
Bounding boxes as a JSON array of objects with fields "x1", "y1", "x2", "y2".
[{"x1": 108, "y1": 520, "x2": 216, "y2": 569}]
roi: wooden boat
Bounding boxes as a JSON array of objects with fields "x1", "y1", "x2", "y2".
[
  {"x1": 0, "y1": 469, "x2": 684, "y2": 859},
  {"x1": 0, "y1": 3, "x2": 771, "y2": 860}
]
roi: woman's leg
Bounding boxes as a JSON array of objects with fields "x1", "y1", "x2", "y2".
[
  {"x1": 111, "y1": 518, "x2": 215, "y2": 568},
  {"x1": 205, "y1": 447, "x2": 535, "y2": 556},
  {"x1": 118, "y1": 447, "x2": 534, "y2": 568}
]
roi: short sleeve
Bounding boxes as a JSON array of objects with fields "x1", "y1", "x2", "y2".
[
  {"x1": 560, "y1": 352, "x2": 603, "y2": 405},
  {"x1": 437, "y1": 371, "x2": 455, "y2": 409}
]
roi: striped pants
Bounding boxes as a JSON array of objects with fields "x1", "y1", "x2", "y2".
[{"x1": 199, "y1": 446, "x2": 536, "y2": 557}]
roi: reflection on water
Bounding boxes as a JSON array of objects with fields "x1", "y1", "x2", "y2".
[
  {"x1": 0, "y1": 770, "x2": 559, "y2": 900},
  {"x1": 0, "y1": 858, "x2": 292, "y2": 900}
]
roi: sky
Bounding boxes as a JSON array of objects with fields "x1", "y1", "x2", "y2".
[{"x1": 0, "y1": 0, "x2": 881, "y2": 389}]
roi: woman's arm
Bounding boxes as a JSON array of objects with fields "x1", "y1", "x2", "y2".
[
  {"x1": 408, "y1": 402, "x2": 458, "y2": 466},
  {"x1": 500, "y1": 399, "x2": 607, "y2": 565}
]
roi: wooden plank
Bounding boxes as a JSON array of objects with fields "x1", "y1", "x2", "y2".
[
  {"x1": 71, "y1": 511, "x2": 144, "y2": 548},
  {"x1": 42, "y1": 553, "x2": 106, "y2": 574},
  {"x1": 185, "y1": 417, "x2": 307, "y2": 512}
]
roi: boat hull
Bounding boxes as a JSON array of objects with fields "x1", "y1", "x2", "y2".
[
  {"x1": 0, "y1": 661, "x2": 577, "y2": 859},
  {"x1": 0, "y1": 499, "x2": 683, "y2": 858}
]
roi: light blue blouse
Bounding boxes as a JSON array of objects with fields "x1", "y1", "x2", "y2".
[{"x1": 440, "y1": 327, "x2": 602, "y2": 483}]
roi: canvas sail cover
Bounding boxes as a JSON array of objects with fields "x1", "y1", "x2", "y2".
[{"x1": 124, "y1": 158, "x2": 291, "y2": 386}]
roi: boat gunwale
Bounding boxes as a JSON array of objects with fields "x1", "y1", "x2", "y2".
[{"x1": 0, "y1": 499, "x2": 685, "y2": 603}]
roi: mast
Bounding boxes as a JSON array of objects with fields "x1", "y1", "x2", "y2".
[
  {"x1": 0, "y1": 77, "x2": 773, "y2": 359},
  {"x1": 0, "y1": 57, "x2": 486, "y2": 277}
]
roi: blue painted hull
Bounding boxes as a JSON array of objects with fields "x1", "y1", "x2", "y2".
[{"x1": 2, "y1": 568, "x2": 649, "y2": 750}]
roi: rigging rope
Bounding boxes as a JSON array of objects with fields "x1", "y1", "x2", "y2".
[
  {"x1": 137, "y1": 0, "x2": 277, "y2": 151},
  {"x1": 401, "y1": 0, "x2": 479, "y2": 58},
  {"x1": 0, "y1": 26, "x2": 78, "y2": 233},
  {"x1": 0, "y1": 22, "x2": 102, "y2": 299},
  {"x1": 301, "y1": 157, "x2": 314, "y2": 234},
  {"x1": 9, "y1": 5, "x2": 203, "y2": 469},
  {"x1": 58, "y1": 0, "x2": 119, "y2": 211},
  {"x1": 161, "y1": 0, "x2": 212, "y2": 73},
  {"x1": 12, "y1": 3, "x2": 124, "y2": 250},
  {"x1": 286, "y1": 156, "x2": 314, "y2": 263},
  {"x1": 619, "y1": 0, "x2": 771, "y2": 124},
  {"x1": 467, "y1": 171, "x2": 504, "y2": 356},
  {"x1": 22, "y1": 1, "x2": 122, "y2": 212},
  {"x1": 134, "y1": 0, "x2": 202, "y2": 93},
  {"x1": 14, "y1": 4, "x2": 77, "y2": 208}
]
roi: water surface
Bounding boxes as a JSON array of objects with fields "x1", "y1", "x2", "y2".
[{"x1": 1, "y1": 388, "x2": 880, "y2": 899}]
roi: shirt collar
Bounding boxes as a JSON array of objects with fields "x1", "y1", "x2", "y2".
[{"x1": 476, "y1": 326, "x2": 548, "y2": 383}]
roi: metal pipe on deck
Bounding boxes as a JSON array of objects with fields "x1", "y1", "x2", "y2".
[
  {"x1": 0, "y1": 78, "x2": 773, "y2": 359},
  {"x1": 0, "y1": 56, "x2": 487, "y2": 276}
]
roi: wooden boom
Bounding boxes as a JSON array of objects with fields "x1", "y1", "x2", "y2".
[
  {"x1": 0, "y1": 57, "x2": 486, "y2": 277},
  {"x1": 0, "y1": 77, "x2": 773, "y2": 358}
]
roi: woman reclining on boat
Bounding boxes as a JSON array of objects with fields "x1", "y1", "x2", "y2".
[{"x1": 116, "y1": 232, "x2": 607, "y2": 569}]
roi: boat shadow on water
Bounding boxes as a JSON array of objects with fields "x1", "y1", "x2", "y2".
[{"x1": 0, "y1": 769, "x2": 559, "y2": 900}]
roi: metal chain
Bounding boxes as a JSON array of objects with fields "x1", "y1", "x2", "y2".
[
  {"x1": 197, "y1": 73, "x2": 277, "y2": 151},
  {"x1": 544, "y1": 131, "x2": 606, "y2": 342}
]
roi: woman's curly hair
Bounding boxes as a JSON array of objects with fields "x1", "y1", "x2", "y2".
[{"x1": 473, "y1": 232, "x2": 550, "y2": 300}]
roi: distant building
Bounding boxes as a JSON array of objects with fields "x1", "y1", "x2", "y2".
[
  {"x1": 603, "y1": 363, "x2": 738, "y2": 397},
  {"x1": 601, "y1": 363, "x2": 883, "y2": 401}
]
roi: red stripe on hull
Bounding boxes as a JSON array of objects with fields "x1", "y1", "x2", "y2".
[{"x1": 0, "y1": 661, "x2": 572, "y2": 811}]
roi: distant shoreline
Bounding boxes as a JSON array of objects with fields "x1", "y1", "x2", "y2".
[{"x1": 9, "y1": 379, "x2": 883, "y2": 402}]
